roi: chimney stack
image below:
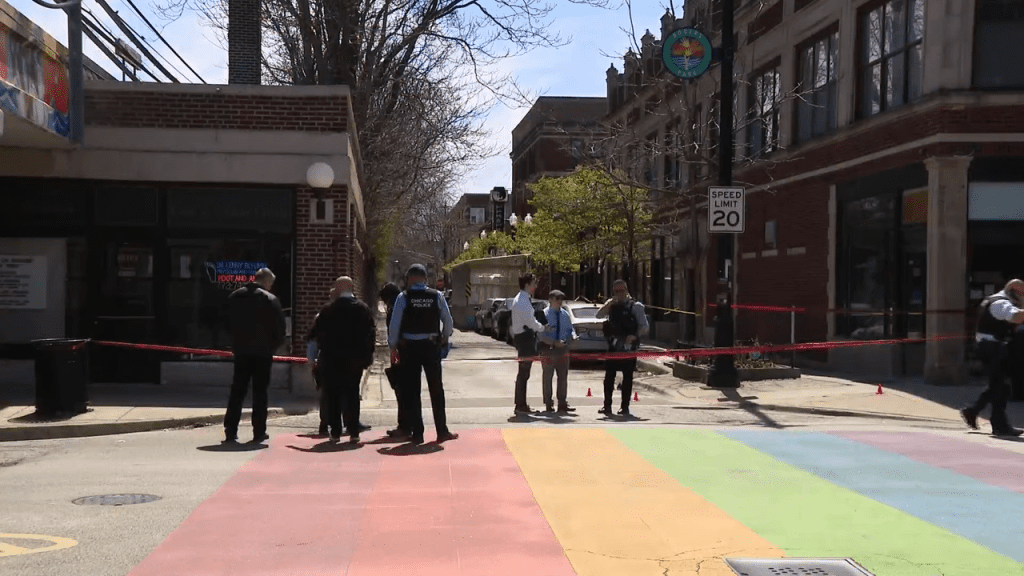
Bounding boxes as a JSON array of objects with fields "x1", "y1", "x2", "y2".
[{"x1": 228, "y1": 0, "x2": 261, "y2": 84}]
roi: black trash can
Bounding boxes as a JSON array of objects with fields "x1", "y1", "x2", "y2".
[{"x1": 32, "y1": 339, "x2": 91, "y2": 417}]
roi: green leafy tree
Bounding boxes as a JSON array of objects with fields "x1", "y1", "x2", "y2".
[
  {"x1": 444, "y1": 231, "x2": 518, "y2": 271},
  {"x1": 517, "y1": 167, "x2": 652, "y2": 281}
]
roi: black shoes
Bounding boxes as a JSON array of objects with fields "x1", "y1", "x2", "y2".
[
  {"x1": 437, "y1": 431, "x2": 460, "y2": 443},
  {"x1": 618, "y1": 408, "x2": 631, "y2": 417},
  {"x1": 514, "y1": 405, "x2": 534, "y2": 415},
  {"x1": 993, "y1": 428, "x2": 1023, "y2": 437},
  {"x1": 960, "y1": 408, "x2": 979, "y2": 430},
  {"x1": 544, "y1": 404, "x2": 554, "y2": 412},
  {"x1": 252, "y1": 433, "x2": 270, "y2": 443},
  {"x1": 598, "y1": 406, "x2": 612, "y2": 415},
  {"x1": 409, "y1": 434, "x2": 425, "y2": 445},
  {"x1": 386, "y1": 428, "x2": 410, "y2": 439},
  {"x1": 224, "y1": 432, "x2": 238, "y2": 443},
  {"x1": 318, "y1": 424, "x2": 329, "y2": 436}
]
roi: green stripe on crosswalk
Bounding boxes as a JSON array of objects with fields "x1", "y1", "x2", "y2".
[{"x1": 610, "y1": 429, "x2": 1024, "y2": 576}]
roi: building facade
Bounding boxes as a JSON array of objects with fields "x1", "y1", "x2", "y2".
[
  {"x1": 606, "y1": 0, "x2": 1024, "y2": 382},
  {"x1": 0, "y1": 1, "x2": 367, "y2": 396}
]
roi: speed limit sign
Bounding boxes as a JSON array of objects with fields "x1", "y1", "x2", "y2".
[{"x1": 708, "y1": 187, "x2": 745, "y2": 233}]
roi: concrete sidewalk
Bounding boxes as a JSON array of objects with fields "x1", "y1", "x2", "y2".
[{"x1": 0, "y1": 382, "x2": 316, "y2": 442}]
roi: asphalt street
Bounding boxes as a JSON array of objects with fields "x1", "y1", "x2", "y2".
[{"x1": 2, "y1": 329, "x2": 1023, "y2": 576}]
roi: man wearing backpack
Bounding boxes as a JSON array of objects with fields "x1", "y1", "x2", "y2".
[{"x1": 597, "y1": 279, "x2": 649, "y2": 417}]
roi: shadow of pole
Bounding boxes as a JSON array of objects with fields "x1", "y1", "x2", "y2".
[{"x1": 720, "y1": 387, "x2": 783, "y2": 428}]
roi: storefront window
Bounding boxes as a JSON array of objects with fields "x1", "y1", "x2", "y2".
[
  {"x1": 166, "y1": 238, "x2": 292, "y2": 349},
  {"x1": 838, "y1": 195, "x2": 896, "y2": 339}
]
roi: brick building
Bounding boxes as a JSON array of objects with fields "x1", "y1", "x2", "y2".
[
  {"x1": 0, "y1": 0, "x2": 366, "y2": 396},
  {"x1": 605, "y1": 0, "x2": 1024, "y2": 383}
]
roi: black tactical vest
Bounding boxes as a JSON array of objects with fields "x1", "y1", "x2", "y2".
[
  {"x1": 399, "y1": 288, "x2": 441, "y2": 335},
  {"x1": 976, "y1": 293, "x2": 1013, "y2": 342},
  {"x1": 604, "y1": 299, "x2": 639, "y2": 338}
]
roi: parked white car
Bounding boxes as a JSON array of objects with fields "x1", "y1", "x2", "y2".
[{"x1": 563, "y1": 302, "x2": 608, "y2": 352}]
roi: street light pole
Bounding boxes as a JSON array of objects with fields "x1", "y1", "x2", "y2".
[{"x1": 707, "y1": 0, "x2": 739, "y2": 388}]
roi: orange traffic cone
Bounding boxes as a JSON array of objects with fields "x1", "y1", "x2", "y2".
[
  {"x1": 876, "y1": 383, "x2": 884, "y2": 395},
  {"x1": 633, "y1": 392, "x2": 639, "y2": 402},
  {"x1": 586, "y1": 388, "x2": 592, "y2": 397}
]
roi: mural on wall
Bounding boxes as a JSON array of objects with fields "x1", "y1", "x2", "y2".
[{"x1": 0, "y1": 17, "x2": 71, "y2": 137}]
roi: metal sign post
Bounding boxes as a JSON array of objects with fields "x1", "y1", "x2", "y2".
[{"x1": 707, "y1": 0, "x2": 740, "y2": 388}]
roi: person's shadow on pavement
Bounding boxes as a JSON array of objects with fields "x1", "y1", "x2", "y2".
[
  {"x1": 287, "y1": 441, "x2": 364, "y2": 453},
  {"x1": 197, "y1": 442, "x2": 269, "y2": 452},
  {"x1": 378, "y1": 443, "x2": 443, "y2": 456},
  {"x1": 597, "y1": 413, "x2": 651, "y2": 423}
]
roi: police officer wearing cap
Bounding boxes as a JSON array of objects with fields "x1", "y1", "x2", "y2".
[
  {"x1": 388, "y1": 264, "x2": 459, "y2": 444},
  {"x1": 961, "y1": 279, "x2": 1024, "y2": 437},
  {"x1": 596, "y1": 279, "x2": 649, "y2": 417}
]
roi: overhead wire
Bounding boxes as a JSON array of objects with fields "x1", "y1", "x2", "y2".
[
  {"x1": 117, "y1": 0, "x2": 206, "y2": 83},
  {"x1": 82, "y1": 5, "x2": 161, "y2": 81},
  {"x1": 102, "y1": 0, "x2": 194, "y2": 82},
  {"x1": 93, "y1": 0, "x2": 179, "y2": 82}
]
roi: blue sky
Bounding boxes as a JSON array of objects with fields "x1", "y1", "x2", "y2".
[{"x1": 11, "y1": 0, "x2": 669, "y2": 201}]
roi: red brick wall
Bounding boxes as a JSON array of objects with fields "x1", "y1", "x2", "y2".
[
  {"x1": 699, "y1": 103, "x2": 1024, "y2": 347},
  {"x1": 85, "y1": 88, "x2": 348, "y2": 132},
  {"x1": 293, "y1": 185, "x2": 357, "y2": 352}
]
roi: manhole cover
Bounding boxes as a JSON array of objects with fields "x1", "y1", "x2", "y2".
[
  {"x1": 725, "y1": 558, "x2": 876, "y2": 576},
  {"x1": 72, "y1": 494, "x2": 161, "y2": 506}
]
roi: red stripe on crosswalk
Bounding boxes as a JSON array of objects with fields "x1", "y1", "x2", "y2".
[
  {"x1": 345, "y1": 429, "x2": 575, "y2": 576},
  {"x1": 128, "y1": 431, "x2": 575, "y2": 576},
  {"x1": 127, "y1": 435, "x2": 383, "y2": 576}
]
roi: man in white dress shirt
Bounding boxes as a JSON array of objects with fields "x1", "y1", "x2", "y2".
[{"x1": 511, "y1": 273, "x2": 546, "y2": 415}]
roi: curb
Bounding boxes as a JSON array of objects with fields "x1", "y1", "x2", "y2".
[{"x1": 0, "y1": 408, "x2": 287, "y2": 442}]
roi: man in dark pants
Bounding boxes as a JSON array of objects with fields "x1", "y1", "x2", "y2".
[
  {"x1": 311, "y1": 276, "x2": 376, "y2": 442},
  {"x1": 379, "y1": 282, "x2": 410, "y2": 438},
  {"x1": 961, "y1": 279, "x2": 1024, "y2": 437},
  {"x1": 224, "y1": 268, "x2": 286, "y2": 443},
  {"x1": 511, "y1": 273, "x2": 546, "y2": 415},
  {"x1": 388, "y1": 264, "x2": 459, "y2": 444},
  {"x1": 596, "y1": 279, "x2": 649, "y2": 417}
]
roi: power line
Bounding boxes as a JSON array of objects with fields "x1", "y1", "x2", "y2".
[
  {"x1": 117, "y1": 0, "x2": 206, "y2": 83},
  {"x1": 82, "y1": 10, "x2": 162, "y2": 81},
  {"x1": 93, "y1": 0, "x2": 179, "y2": 82},
  {"x1": 92, "y1": 0, "x2": 191, "y2": 82}
]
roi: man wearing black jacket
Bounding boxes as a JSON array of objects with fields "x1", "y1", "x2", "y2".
[
  {"x1": 311, "y1": 276, "x2": 376, "y2": 442},
  {"x1": 224, "y1": 268, "x2": 286, "y2": 443}
]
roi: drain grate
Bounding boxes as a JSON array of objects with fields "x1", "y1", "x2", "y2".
[
  {"x1": 72, "y1": 494, "x2": 161, "y2": 506},
  {"x1": 724, "y1": 558, "x2": 876, "y2": 576}
]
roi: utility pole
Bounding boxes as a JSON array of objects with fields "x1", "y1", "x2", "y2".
[
  {"x1": 31, "y1": 0, "x2": 84, "y2": 143},
  {"x1": 706, "y1": 0, "x2": 739, "y2": 387}
]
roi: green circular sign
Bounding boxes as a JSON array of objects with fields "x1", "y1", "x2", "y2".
[{"x1": 662, "y1": 28, "x2": 713, "y2": 79}]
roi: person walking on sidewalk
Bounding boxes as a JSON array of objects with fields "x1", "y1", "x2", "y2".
[
  {"x1": 379, "y1": 281, "x2": 410, "y2": 438},
  {"x1": 224, "y1": 268, "x2": 286, "y2": 443},
  {"x1": 310, "y1": 277, "x2": 376, "y2": 442},
  {"x1": 961, "y1": 279, "x2": 1024, "y2": 437},
  {"x1": 511, "y1": 273, "x2": 547, "y2": 415},
  {"x1": 596, "y1": 279, "x2": 649, "y2": 417},
  {"x1": 538, "y1": 290, "x2": 576, "y2": 414},
  {"x1": 388, "y1": 264, "x2": 459, "y2": 444}
]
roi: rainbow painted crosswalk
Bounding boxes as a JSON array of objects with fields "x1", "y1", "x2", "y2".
[{"x1": 128, "y1": 429, "x2": 1024, "y2": 576}]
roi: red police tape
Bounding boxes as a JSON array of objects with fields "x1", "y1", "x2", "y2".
[{"x1": 87, "y1": 333, "x2": 973, "y2": 365}]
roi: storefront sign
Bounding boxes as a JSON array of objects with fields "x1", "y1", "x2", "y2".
[
  {"x1": 0, "y1": 255, "x2": 47, "y2": 309},
  {"x1": 214, "y1": 261, "x2": 266, "y2": 284}
]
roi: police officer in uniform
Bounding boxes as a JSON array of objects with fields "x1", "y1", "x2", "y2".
[
  {"x1": 388, "y1": 264, "x2": 459, "y2": 444},
  {"x1": 310, "y1": 276, "x2": 376, "y2": 442},
  {"x1": 961, "y1": 279, "x2": 1024, "y2": 437},
  {"x1": 596, "y1": 279, "x2": 649, "y2": 417}
]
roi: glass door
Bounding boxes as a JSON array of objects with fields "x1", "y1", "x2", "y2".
[{"x1": 90, "y1": 241, "x2": 160, "y2": 383}]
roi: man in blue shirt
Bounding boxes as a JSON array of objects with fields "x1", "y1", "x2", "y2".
[
  {"x1": 388, "y1": 264, "x2": 459, "y2": 444},
  {"x1": 538, "y1": 290, "x2": 576, "y2": 414}
]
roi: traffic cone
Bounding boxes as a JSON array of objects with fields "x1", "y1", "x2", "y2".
[
  {"x1": 876, "y1": 383, "x2": 884, "y2": 395},
  {"x1": 633, "y1": 392, "x2": 639, "y2": 402},
  {"x1": 586, "y1": 388, "x2": 592, "y2": 397}
]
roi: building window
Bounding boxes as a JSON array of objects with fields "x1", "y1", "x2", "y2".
[
  {"x1": 974, "y1": 0, "x2": 1024, "y2": 89},
  {"x1": 796, "y1": 29, "x2": 839, "y2": 143},
  {"x1": 859, "y1": 0, "x2": 925, "y2": 118},
  {"x1": 469, "y1": 207, "x2": 485, "y2": 224},
  {"x1": 748, "y1": 65, "x2": 781, "y2": 157}
]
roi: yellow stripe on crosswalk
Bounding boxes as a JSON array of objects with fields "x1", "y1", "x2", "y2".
[{"x1": 502, "y1": 429, "x2": 786, "y2": 576}]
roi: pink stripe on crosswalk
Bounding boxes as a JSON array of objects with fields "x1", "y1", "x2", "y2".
[
  {"x1": 345, "y1": 429, "x2": 576, "y2": 576},
  {"x1": 835, "y1": 431, "x2": 1024, "y2": 494},
  {"x1": 128, "y1": 435, "x2": 383, "y2": 576}
]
